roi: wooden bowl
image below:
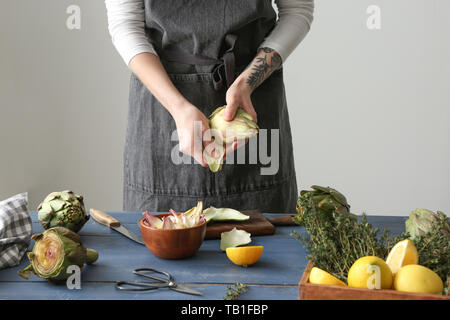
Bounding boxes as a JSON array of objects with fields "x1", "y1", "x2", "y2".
[{"x1": 139, "y1": 213, "x2": 207, "y2": 259}]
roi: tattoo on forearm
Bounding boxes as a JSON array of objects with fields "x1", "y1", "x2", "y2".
[{"x1": 246, "y1": 48, "x2": 282, "y2": 90}]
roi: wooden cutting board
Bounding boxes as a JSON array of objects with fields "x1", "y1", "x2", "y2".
[{"x1": 205, "y1": 210, "x2": 275, "y2": 239}]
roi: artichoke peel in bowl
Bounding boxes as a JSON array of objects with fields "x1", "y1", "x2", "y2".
[
  {"x1": 37, "y1": 190, "x2": 89, "y2": 233},
  {"x1": 206, "y1": 106, "x2": 259, "y2": 173},
  {"x1": 18, "y1": 227, "x2": 98, "y2": 281},
  {"x1": 142, "y1": 201, "x2": 205, "y2": 230}
]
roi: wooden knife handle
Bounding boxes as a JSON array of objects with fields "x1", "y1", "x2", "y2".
[
  {"x1": 90, "y1": 209, "x2": 121, "y2": 228},
  {"x1": 266, "y1": 215, "x2": 296, "y2": 226}
]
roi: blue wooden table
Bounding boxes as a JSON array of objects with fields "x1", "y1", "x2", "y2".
[{"x1": 0, "y1": 212, "x2": 407, "y2": 300}]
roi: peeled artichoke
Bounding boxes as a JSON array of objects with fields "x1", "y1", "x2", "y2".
[
  {"x1": 206, "y1": 106, "x2": 259, "y2": 172},
  {"x1": 37, "y1": 190, "x2": 89, "y2": 233},
  {"x1": 406, "y1": 209, "x2": 449, "y2": 241},
  {"x1": 18, "y1": 227, "x2": 98, "y2": 281},
  {"x1": 295, "y1": 185, "x2": 354, "y2": 224}
]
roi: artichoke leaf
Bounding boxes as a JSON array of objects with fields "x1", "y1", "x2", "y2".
[
  {"x1": 203, "y1": 207, "x2": 250, "y2": 223},
  {"x1": 220, "y1": 228, "x2": 252, "y2": 251}
]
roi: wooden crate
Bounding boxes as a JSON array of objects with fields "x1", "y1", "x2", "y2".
[{"x1": 299, "y1": 261, "x2": 449, "y2": 300}]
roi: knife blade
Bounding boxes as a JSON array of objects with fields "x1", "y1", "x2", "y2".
[{"x1": 90, "y1": 208, "x2": 144, "y2": 245}]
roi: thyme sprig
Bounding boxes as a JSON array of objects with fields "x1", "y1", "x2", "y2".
[{"x1": 222, "y1": 283, "x2": 248, "y2": 300}]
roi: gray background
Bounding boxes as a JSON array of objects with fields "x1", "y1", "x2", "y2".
[{"x1": 1, "y1": 0, "x2": 449, "y2": 216}]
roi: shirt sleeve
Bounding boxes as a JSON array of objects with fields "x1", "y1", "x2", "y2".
[
  {"x1": 259, "y1": 0, "x2": 314, "y2": 62},
  {"x1": 105, "y1": 0, "x2": 157, "y2": 66}
]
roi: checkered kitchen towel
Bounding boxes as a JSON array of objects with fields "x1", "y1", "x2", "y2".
[{"x1": 0, "y1": 193, "x2": 32, "y2": 269}]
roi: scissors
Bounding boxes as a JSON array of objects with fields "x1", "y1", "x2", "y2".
[{"x1": 116, "y1": 268, "x2": 203, "y2": 296}]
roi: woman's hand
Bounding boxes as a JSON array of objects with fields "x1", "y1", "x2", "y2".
[
  {"x1": 223, "y1": 76, "x2": 257, "y2": 123},
  {"x1": 172, "y1": 103, "x2": 240, "y2": 165},
  {"x1": 172, "y1": 103, "x2": 213, "y2": 167},
  {"x1": 223, "y1": 47, "x2": 282, "y2": 122}
]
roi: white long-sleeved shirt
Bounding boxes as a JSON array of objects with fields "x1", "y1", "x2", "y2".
[{"x1": 105, "y1": 0, "x2": 314, "y2": 66}]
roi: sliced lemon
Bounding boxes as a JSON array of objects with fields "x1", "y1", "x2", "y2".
[
  {"x1": 386, "y1": 239, "x2": 418, "y2": 275},
  {"x1": 309, "y1": 267, "x2": 346, "y2": 286},
  {"x1": 225, "y1": 246, "x2": 263, "y2": 267}
]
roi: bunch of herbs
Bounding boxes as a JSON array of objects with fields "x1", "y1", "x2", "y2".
[{"x1": 291, "y1": 190, "x2": 408, "y2": 282}]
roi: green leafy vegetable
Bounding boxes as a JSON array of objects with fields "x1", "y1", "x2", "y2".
[
  {"x1": 293, "y1": 185, "x2": 354, "y2": 225},
  {"x1": 37, "y1": 190, "x2": 89, "y2": 233},
  {"x1": 18, "y1": 227, "x2": 98, "y2": 281},
  {"x1": 406, "y1": 209, "x2": 449, "y2": 241}
]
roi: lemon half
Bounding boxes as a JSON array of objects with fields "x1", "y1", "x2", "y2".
[
  {"x1": 225, "y1": 246, "x2": 263, "y2": 267},
  {"x1": 386, "y1": 239, "x2": 418, "y2": 275}
]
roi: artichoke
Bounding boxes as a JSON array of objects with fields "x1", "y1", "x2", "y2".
[
  {"x1": 37, "y1": 190, "x2": 89, "y2": 233},
  {"x1": 206, "y1": 106, "x2": 259, "y2": 172},
  {"x1": 295, "y1": 185, "x2": 354, "y2": 224},
  {"x1": 18, "y1": 227, "x2": 98, "y2": 281},
  {"x1": 406, "y1": 209, "x2": 450, "y2": 241}
]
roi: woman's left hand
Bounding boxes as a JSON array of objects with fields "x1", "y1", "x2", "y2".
[
  {"x1": 224, "y1": 47, "x2": 283, "y2": 123},
  {"x1": 223, "y1": 76, "x2": 257, "y2": 123}
]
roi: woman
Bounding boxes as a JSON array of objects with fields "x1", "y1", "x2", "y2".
[{"x1": 105, "y1": 0, "x2": 314, "y2": 213}]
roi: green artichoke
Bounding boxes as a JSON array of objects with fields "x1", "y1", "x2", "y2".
[
  {"x1": 295, "y1": 185, "x2": 354, "y2": 224},
  {"x1": 37, "y1": 190, "x2": 89, "y2": 233},
  {"x1": 206, "y1": 106, "x2": 259, "y2": 172},
  {"x1": 18, "y1": 227, "x2": 98, "y2": 281},
  {"x1": 406, "y1": 209, "x2": 450, "y2": 241}
]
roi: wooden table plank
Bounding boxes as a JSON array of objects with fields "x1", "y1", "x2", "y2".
[{"x1": 0, "y1": 282, "x2": 298, "y2": 300}]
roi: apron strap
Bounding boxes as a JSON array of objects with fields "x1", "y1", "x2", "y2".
[{"x1": 159, "y1": 34, "x2": 238, "y2": 91}]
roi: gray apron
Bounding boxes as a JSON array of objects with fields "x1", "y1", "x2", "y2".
[{"x1": 124, "y1": 0, "x2": 298, "y2": 213}]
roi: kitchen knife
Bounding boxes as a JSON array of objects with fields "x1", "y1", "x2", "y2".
[{"x1": 90, "y1": 209, "x2": 144, "y2": 245}]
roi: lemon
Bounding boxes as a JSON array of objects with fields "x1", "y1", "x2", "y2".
[
  {"x1": 386, "y1": 239, "x2": 418, "y2": 275},
  {"x1": 348, "y1": 256, "x2": 393, "y2": 289},
  {"x1": 394, "y1": 264, "x2": 444, "y2": 294},
  {"x1": 309, "y1": 267, "x2": 346, "y2": 286},
  {"x1": 225, "y1": 246, "x2": 263, "y2": 267}
]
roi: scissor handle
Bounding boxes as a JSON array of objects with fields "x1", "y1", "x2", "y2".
[{"x1": 133, "y1": 268, "x2": 174, "y2": 284}]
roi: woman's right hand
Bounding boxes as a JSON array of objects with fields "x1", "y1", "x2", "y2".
[
  {"x1": 172, "y1": 103, "x2": 213, "y2": 167},
  {"x1": 172, "y1": 102, "x2": 242, "y2": 167}
]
